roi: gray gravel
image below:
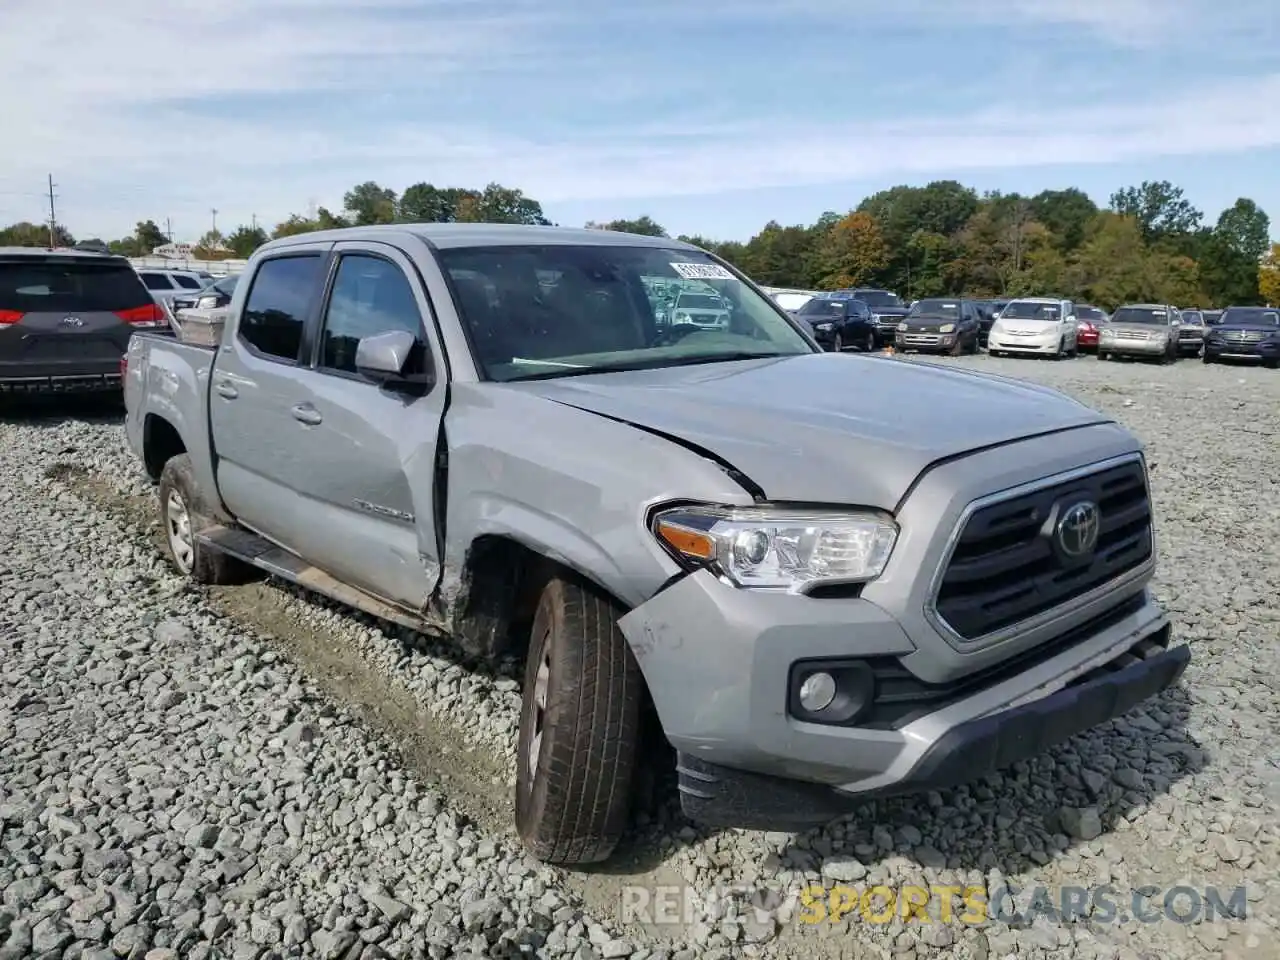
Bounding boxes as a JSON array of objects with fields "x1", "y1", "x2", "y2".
[{"x1": 2, "y1": 354, "x2": 1279, "y2": 960}]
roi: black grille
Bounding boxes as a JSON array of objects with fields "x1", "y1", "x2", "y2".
[{"x1": 934, "y1": 460, "x2": 1152, "y2": 641}]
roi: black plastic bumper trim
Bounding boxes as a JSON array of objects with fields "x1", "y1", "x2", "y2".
[{"x1": 677, "y1": 637, "x2": 1190, "y2": 830}]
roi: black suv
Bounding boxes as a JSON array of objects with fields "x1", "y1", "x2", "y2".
[{"x1": 0, "y1": 248, "x2": 166, "y2": 393}]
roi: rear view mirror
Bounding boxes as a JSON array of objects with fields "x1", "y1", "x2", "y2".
[{"x1": 355, "y1": 330, "x2": 433, "y2": 392}]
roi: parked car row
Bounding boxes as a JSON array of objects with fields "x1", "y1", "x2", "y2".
[{"x1": 775, "y1": 288, "x2": 1279, "y2": 369}]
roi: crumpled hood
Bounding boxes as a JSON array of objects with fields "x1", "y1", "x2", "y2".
[{"x1": 502, "y1": 353, "x2": 1112, "y2": 508}]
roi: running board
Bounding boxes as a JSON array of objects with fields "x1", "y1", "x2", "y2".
[{"x1": 196, "y1": 524, "x2": 430, "y2": 633}]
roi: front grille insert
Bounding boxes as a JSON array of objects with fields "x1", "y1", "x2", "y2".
[{"x1": 933, "y1": 458, "x2": 1152, "y2": 642}]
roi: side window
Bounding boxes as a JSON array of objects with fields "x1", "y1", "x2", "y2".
[
  {"x1": 318, "y1": 254, "x2": 425, "y2": 375},
  {"x1": 240, "y1": 255, "x2": 323, "y2": 361},
  {"x1": 174, "y1": 275, "x2": 201, "y2": 289},
  {"x1": 140, "y1": 272, "x2": 171, "y2": 291}
]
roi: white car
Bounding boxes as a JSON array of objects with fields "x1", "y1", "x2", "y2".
[
  {"x1": 136, "y1": 268, "x2": 212, "y2": 311},
  {"x1": 771, "y1": 291, "x2": 816, "y2": 314},
  {"x1": 987, "y1": 297, "x2": 1080, "y2": 359}
]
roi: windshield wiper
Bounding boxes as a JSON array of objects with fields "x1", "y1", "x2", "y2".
[{"x1": 503, "y1": 351, "x2": 795, "y2": 382}]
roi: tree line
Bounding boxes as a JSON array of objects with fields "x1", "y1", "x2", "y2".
[{"x1": 3, "y1": 178, "x2": 1277, "y2": 307}]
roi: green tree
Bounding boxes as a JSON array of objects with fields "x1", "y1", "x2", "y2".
[
  {"x1": 454, "y1": 183, "x2": 550, "y2": 225},
  {"x1": 737, "y1": 221, "x2": 820, "y2": 287},
  {"x1": 1108, "y1": 181, "x2": 1201, "y2": 242},
  {"x1": 1066, "y1": 213, "x2": 1154, "y2": 307},
  {"x1": 0, "y1": 221, "x2": 74, "y2": 247},
  {"x1": 1029, "y1": 188, "x2": 1098, "y2": 251},
  {"x1": 812, "y1": 212, "x2": 889, "y2": 289},
  {"x1": 1259, "y1": 243, "x2": 1280, "y2": 304},
  {"x1": 398, "y1": 184, "x2": 475, "y2": 222},
  {"x1": 271, "y1": 214, "x2": 320, "y2": 238},
  {"x1": 226, "y1": 225, "x2": 268, "y2": 258},
  {"x1": 135, "y1": 219, "x2": 168, "y2": 251},
  {"x1": 343, "y1": 181, "x2": 398, "y2": 225},
  {"x1": 588, "y1": 215, "x2": 667, "y2": 237}
]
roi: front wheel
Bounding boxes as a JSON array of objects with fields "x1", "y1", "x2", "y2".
[
  {"x1": 863, "y1": 330, "x2": 876, "y2": 352},
  {"x1": 516, "y1": 576, "x2": 642, "y2": 865},
  {"x1": 832, "y1": 332, "x2": 844, "y2": 353},
  {"x1": 1202, "y1": 353, "x2": 1215, "y2": 364}
]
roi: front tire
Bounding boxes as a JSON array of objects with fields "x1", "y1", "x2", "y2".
[
  {"x1": 157, "y1": 455, "x2": 244, "y2": 584},
  {"x1": 516, "y1": 576, "x2": 641, "y2": 865},
  {"x1": 863, "y1": 330, "x2": 876, "y2": 352},
  {"x1": 831, "y1": 332, "x2": 844, "y2": 353}
]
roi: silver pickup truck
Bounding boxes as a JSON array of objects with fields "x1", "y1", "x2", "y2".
[{"x1": 123, "y1": 224, "x2": 1189, "y2": 866}]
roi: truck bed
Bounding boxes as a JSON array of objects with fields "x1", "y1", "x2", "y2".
[{"x1": 123, "y1": 329, "x2": 219, "y2": 498}]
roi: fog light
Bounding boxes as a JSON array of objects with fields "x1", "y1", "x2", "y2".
[{"x1": 798, "y1": 671, "x2": 837, "y2": 712}]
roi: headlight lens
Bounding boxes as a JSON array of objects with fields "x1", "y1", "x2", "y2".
[
  {"x1": 897, "y1": 322, "x2": 909, "y2": 331},
  {"x1": 1101, "y1": 329, "x2": 1115, "y2": 340},
  {"x1": 938, "y1": 323, "x2": 956, "y2": 333},
  {"x1": 814, "y1": 322, "x2": 833, "y2": 331},
  {"x1": 197, "y1": 295, "x2": 218, "y2": 308},
  {"x1": 652, "y1": 505, "x2": 898, "y2": 590}
]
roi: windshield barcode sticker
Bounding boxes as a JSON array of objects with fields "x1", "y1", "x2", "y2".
[{"x1": 671, "y1": 262, "x2": 735, "y2": 280}]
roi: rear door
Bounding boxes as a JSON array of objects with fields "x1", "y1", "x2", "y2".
[
  {"x1": 209, "y1": 244, "x2": 333, "y2": 551},
  {"x1": 0, "y1": 254, "x2": 164, "y2": 383}
]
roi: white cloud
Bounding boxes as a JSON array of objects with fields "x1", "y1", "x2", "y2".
[{"x1": 1, "y1": 1, "x2": 1276, "y2": 239}]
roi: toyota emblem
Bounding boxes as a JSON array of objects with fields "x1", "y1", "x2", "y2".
[
  {"x1": 60, "y1": 316, "x2": 84, "y2": 327},
  {"x1": 1056, "y1": 501, "x2": 1100, "y2": 558}
]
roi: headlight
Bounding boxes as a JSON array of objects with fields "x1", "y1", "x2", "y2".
[
  {"x1": 652, "y1": 505, "x2": 898, "y2": 590},
  {"x1": 197, "y1": 295, "x2": 218, "y2": 308},
  {"x1": 814, "y1": 322, "x2": 833, "y2": 331},
  {"x1": 938, "y1": 323, "x2": 956, "y2": 333},
  {"x1": 897, "y1": 322, "x2": 909, "y2": 332},
  {"x1": 674, "y1": 311, "x2": 689, "y2": 322},
  {"x1": 870, "y1": 313, "x2": 882, "y2": 321},
  {"x1": 1100, "y1": 329, "x2": 1115, "y2": 340}
]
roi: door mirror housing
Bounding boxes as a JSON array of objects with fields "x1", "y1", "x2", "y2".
[{"x1": 355, "y1": 330, "x2": 434, "y2": 392}]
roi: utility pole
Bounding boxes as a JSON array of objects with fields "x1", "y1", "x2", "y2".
[
  {"x1": 166, "y1": 217, "x2": 173, "y2": 242},
  {"x1": 210, "y1": 208, "x2": 218, "y2": 236},
  {"x1": 251, "y1": 213, "x2": 257, "y2": 231},
  {"x1": 46, "y1": 174, "x2": 58, "y2": 248}
]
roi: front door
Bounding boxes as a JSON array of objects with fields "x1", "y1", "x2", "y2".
[{"x1": 281, "y1": 241, "x2": 448, "y2": 609}]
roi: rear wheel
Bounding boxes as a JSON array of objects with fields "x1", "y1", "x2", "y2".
[
  {"x1": 157, "y1": 455, "x2": 244, "y2": 584},
  {"x1": 516, "y1": 575, "x2": 641, "y2": 865}
]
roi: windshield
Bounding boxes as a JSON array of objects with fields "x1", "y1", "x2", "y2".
[
  {"x1": 1180, "y1": 311, "x2": 1202, "y2": 324},
  {"x1": 1001, "y1": 301, "x2": 1061, "y2": 321},
  {"x1": 212, "y1": 275, "x2": 238, "y2": 295},
  {"x1": 850, "y1": 289, "x2": 902, "y2": 309},
  {"x1": 908, "y1": 299, "x2": 959, "y2": 319},
  {"x1": 1077, "y1": 307, "x2": 1105, "y2": 321},
  {"x1": 1111, "y1": 307, "x2": 1171, "y2": 325},
  {"x1": 797, "y1": 298, "x2": 846, "y2": 316},
  {"x1": 435, "y1": 244, "x2": 814, "y2": 382},
  {"x1": 0, "y1": 258, "x2": 152, "y2": 313},
  {"x1": 1221, "y1": 307, "x2": 1280, "y2": 326}
]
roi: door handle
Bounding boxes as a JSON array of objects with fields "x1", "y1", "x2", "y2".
[
  {"x1": 291, "y1": 403, "x2": 322, "y2": 426},
  {"x1": 214, "y1": 380, "x2": 238, "y2": 399}
]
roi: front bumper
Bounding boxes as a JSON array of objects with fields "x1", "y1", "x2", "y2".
[
  {"x1": 1203, "y1": 338, "x2": 1279, "y2": 362},
  {"x1": 620, "y1": 566, "x2": 1183, "y2": 829},
  {"x1": 808, "y1": 326, "x2": 837, "y2": 350},
  {"x1": 1099, "y1": 337, "x2": 1169, "y2": 356},
  {"x1": 895, "y1": 331, "x2": 957, "y2": 352},
  {"x1": 987, "y1": 332, "x2": 1058, "y2": 354},
  {"x1": 676, "y1": 617, "x2": 1185, "y2": 829}
]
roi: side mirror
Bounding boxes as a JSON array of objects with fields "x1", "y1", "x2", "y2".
[{"x1": 355, "y1": 330, "x2": 432, "y2": 391}]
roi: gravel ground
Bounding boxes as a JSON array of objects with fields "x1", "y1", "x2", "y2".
[{"x1": 2, "y1": 354, "x2": 1278, "y2": 960}]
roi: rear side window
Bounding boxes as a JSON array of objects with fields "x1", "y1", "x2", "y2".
[
  {"x1": 240, "y1": 256, "x2": 323, "y2": 361},
  {"x1": 140, "y1": 272, "x2": 172, "y2": 291},
  {"x1": 173, "y1": 275, "x2": 201, "y2": 289},
  {"x1": 0, "y1": 259, "x2": 153, "y2": 313}
]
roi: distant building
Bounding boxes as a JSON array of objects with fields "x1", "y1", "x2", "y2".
[{"x1": 152, "y1": 242, "x2": 197, "y2": 258}]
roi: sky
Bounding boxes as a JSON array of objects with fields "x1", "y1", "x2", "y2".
[{"x1": 1, "y1": 0, "x2": 1278, "y2": 245}]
